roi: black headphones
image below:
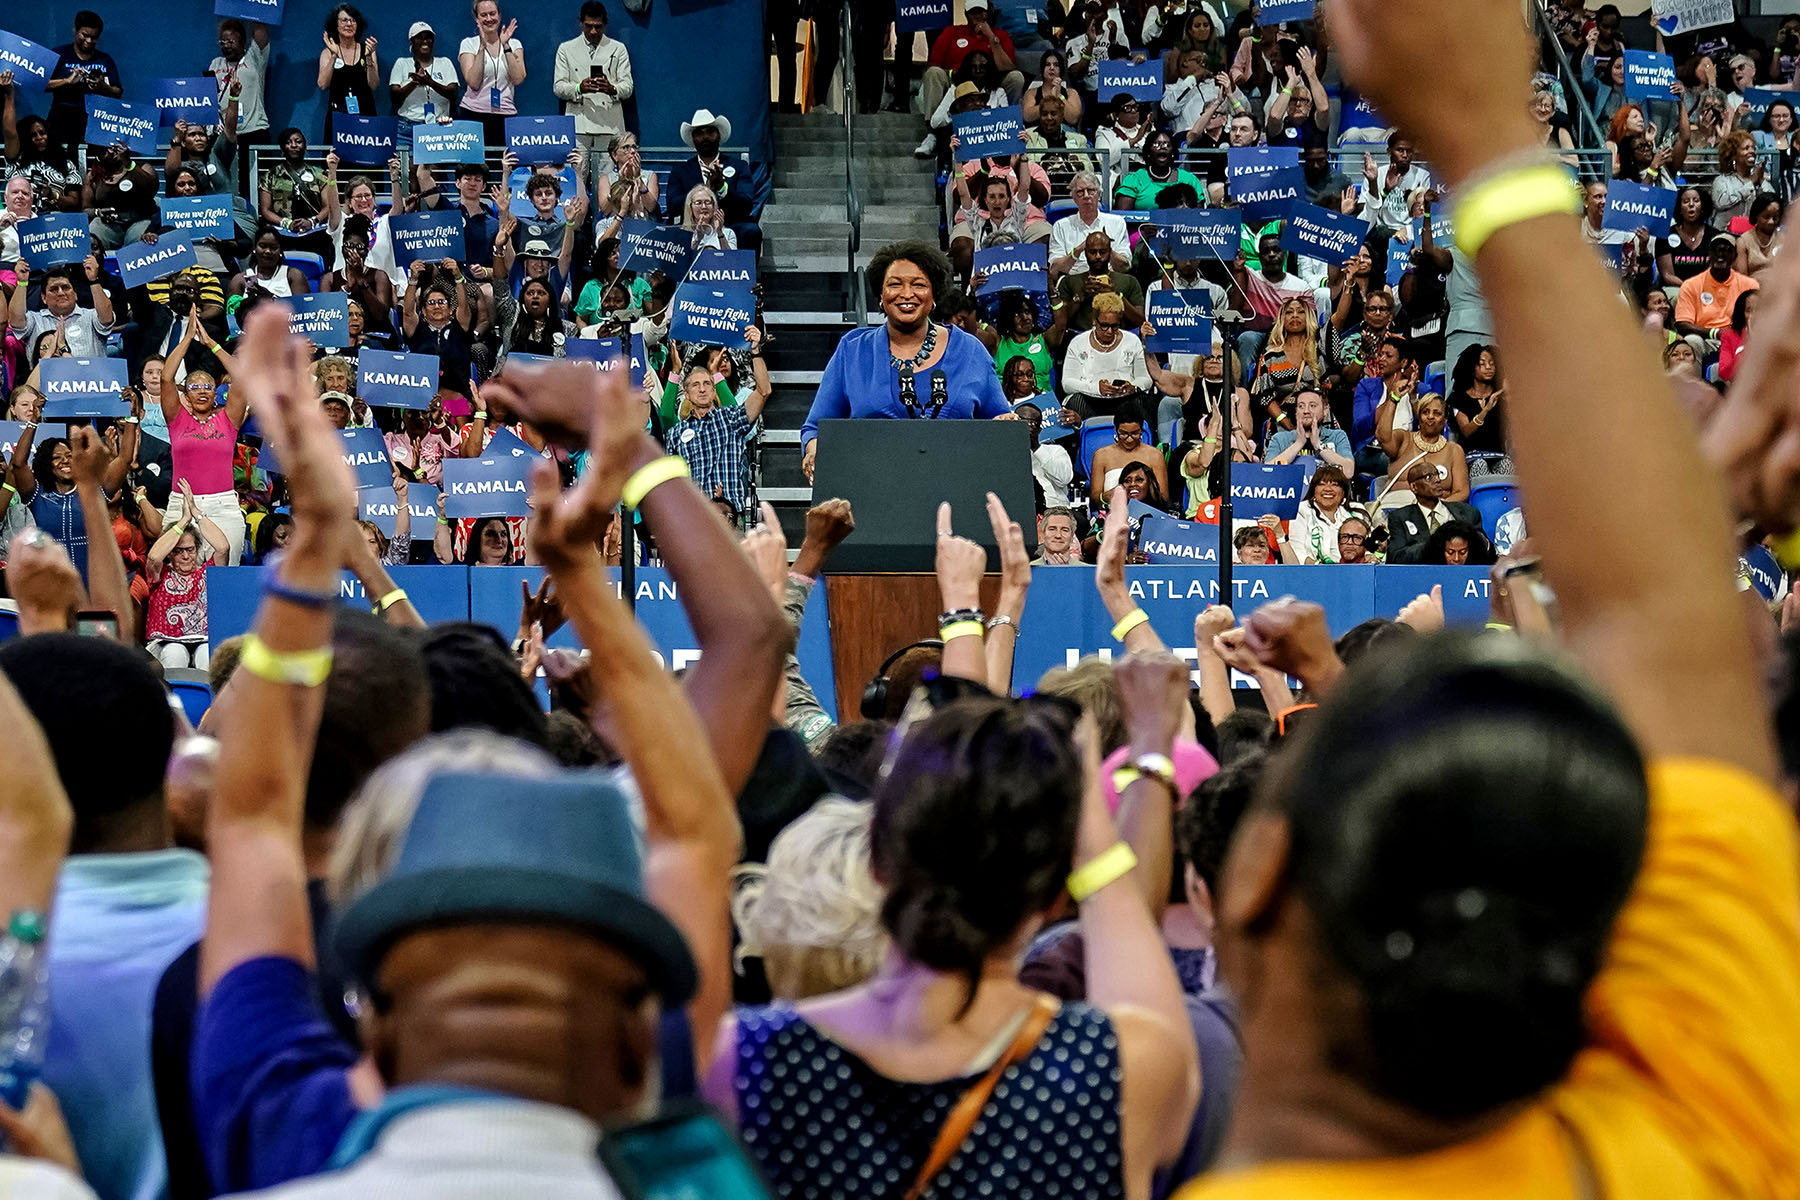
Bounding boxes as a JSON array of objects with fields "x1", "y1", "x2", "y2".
[{"x1": 860, "y1": 639, "x2": 946, "y2": 721}]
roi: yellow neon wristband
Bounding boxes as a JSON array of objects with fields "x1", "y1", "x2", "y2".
[
  {"x1": 621, "y1": 455, "x2": 691, "y2": 510},
  {"x1": 374, "y1": 588, "x2": 408, "y2": 614},
  {"x1": 238, "y1": 634, "x2": 334, "y2": 688},
  {"x1": 1773, "y1": 527, "x2": 1800, "y2": 572},
  {"x1": 1451, "y1": 163, "x2": 1583, "y2": 259},
  {"x1": 1111, "y1": 752, "x2": 1176, "y2": 797},
  {"x1": 1110, "y1": 608, "x2": 1150, "y2": 642},
  {"x1": 939, "y1": 620, "x2": 986, "y2": 642},
  {"x1": 1067, "y1": 841, "x2": 1139, "y2": 903}
]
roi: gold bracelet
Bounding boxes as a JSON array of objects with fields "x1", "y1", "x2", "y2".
[
  {"x1": 1067, "y1": 841, "x2": 1139, "y2": 903},
  {"x1": 939, "y1": 619, "x2": 985, "y2": 642},
  {"x1": 621, "y1": 455, "x2": 691, "y2": 510},
  {"x1": 238, "y1": 633, "x2": 334, "y2": 688},
  {"x1": 1110, "y1": 608, "x2": 1150, "y2": 642},
  {"x1": 373, "y1": 588, "x2": 407, "y2": 614}
]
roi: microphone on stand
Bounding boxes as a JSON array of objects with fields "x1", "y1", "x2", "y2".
[{"x1": 929, "y1": 369, "x2": 948, "y2": 419}]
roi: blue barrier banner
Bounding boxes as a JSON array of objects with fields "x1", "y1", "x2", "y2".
[
  {"x1": 618, "y1": 218, "x2": 697, "y2": 281},
  {"x1": 952, "y1": 105, "x2": 1025, "y2": 162},
  {"x1": 443, "y1": 451, "x2": 534, "y2": 517},
  {"x1": 0, "y1": 422, "x2": 67, "y2": 461},
  {"x1": 332, "y1": 115, "x2": 398, "y2": 165},
  {"x1": 116, "y1": 232, "x2": 197, "y2": 289},
  {"x1": 687, "y1": 248, "x2": 757, "y2": 289},
  {"x1": 208, "y1": 566, "x2": 468, "y2": 649},
  {"x1": 1227, "y1": 146, "x2": 1303, "y2": 223},
  {"x1": 157, "y1": 195, "x2": 236, "y2": 242},
  {"x1": 16, "y1": 213, "x2": 89, "y2": 268},
  {"x1": 973, "y1": 242, "x2": 1049, "y2": 296},
  {"x1": 895, "y1": 0, "x2": 953, "y2": 32},
  {"x1": 359, "y1": 482, "x2": 440, "y2": 539},
  {"x1": 1281, "y1": 203, "x2": 1370, "y2": 264},
  {"x1": 0, "y1": 30, "x2": 62, "y2": 88},
  {"x1": 358, "y1": 349, "x2": 439, "y2": 408},
  {"x1": 1370, "y1": 566, "x2": 1493, "y2": 625},
  {"x1": 670, "y1": 284, "x2": 756, "y2": 350},
  {"x1": 1623, "y1": 50, "x2": 1678, "y2": 100},
  {"x1": 1602, "y1": 179, "x2": 1675, "y2": 238},
  {"x1": 1097, "y1": 60, "x2": 1163, "y2": 102},
  {"x1": 39, "y1": 358, "x2": 130, "y2": 419},
  {"x1": 1145, "y1": 289, "x2": 1213, "y2": 354},
  {"x1": 1138, "y1": 513, "x2": 1221, "y2": 564},
  {"x1": 284, "y1": 293, "x2": 350, "y2": 347},
  {"x1": 413, "y1": 120, "x2": 486, "y2": 164},
  {"x1": 507, "y1": 165, "x2": 579, "y2": 220},
  {"x1": 505, "y1": 115, "x2": 577, "y2": 162},
  {"x1": 149, "y1": 78, "x2": 218, "y2": 126},
  {"x1": 389, "y1": 209, "x2": 465, "y2": 268},
  {"x1": 85, "y1": 96, "x2": 159, "y2": 155},
  {"x1": 213, "y1": 0, "x2": 284, "y2": 24},
  {"x1": 1229, "y1": 463, "x2": 1305, "y2": 519},
  {"x1": 1257, "y1": 0, "x2": 1316, "y2": 22}
]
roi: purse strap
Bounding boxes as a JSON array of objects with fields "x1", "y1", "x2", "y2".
[{"x1": 901, "y1": 994, "x2": 1060, "y2": 1200}]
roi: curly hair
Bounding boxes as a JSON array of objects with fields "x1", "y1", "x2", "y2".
[{"x1": 868, "y1": 240, "x2": 952, "y2": 309}]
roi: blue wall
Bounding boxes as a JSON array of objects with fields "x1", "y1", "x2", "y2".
[{"x1": 7, "y1": 0, "x2": 770, "y2": 158}]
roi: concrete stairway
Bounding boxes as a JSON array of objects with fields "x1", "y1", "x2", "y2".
[{"x1": 762, "y1": 109, "x2": 941, "y2": 274}]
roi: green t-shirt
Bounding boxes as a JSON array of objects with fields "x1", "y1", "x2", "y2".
[
  {"x1": 657, "y1": 378, "x2": 739, "y2": 431},
  {"x1": 996, "y1": 335, "x2": 1054, "y2": 392},
  {"x1": 573, "y1": 276, "x2": 654, "y2": 325},
  {"x1": 1116, "y1": 167, "x2": 1205, "y2": 210}
]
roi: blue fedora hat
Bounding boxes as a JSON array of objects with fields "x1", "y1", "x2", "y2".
[{"x1": 332, "y1": 770, "x2": 697, "y2": 1006}]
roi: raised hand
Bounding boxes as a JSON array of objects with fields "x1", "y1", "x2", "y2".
[
  {"x1": 741, "y1": 501, "x2": 788, "y2": 595},
  {"x1": 1241, "y1": 596, "x2": 1346, "y2": 694},
  {"x1": 1395, "y1": 583, "x2": 1445, "y2": 631},
  {"x1": 1112, "y1": 649, "x2": 1190, "y2": 753},
  {"x1": 67, "y1": 426, "x2": 112, "y2": 488},
  {"x1": 986, "y1": 491, "x2": 1030, "y2": 594},
  {"x1": 517, "y1": 575, "x2": 567, "y2": 640},
  {"x1": 231, "y1": 306, "x2": 355, "y2": 532},
  {"x1": 1194, "y1": 604, "x2": 1236, "y2": 647},
  {"x1": 935, "y1": 501, "x2": 988, "y2": 612}
]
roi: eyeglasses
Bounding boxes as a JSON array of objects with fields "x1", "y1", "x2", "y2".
[
  {"x1": 1095, "y1": 321, "x2": 1121, "y2": 330},
  {"x1": 184, "y1": 382, "x2": 215, "y2": 392},
  {"x1": 1364, "y1": 303, "x2": 1392, "y2": 312},
  {"x1": 1339, "y1": 533, "x2": 1365, "y2": 543}
]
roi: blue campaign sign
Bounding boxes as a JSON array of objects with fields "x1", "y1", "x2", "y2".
[
  {"x1": 505, "y1": 115, "x2": 577, "y2": 163},
  {"x1": 1386, "y1": 237, "x2": 1413, "y2": 286},
  {"x1": 1145, "y1": 289, "x2": 1213, "y2": 354},
  {"x1": 85, "y1": 96, "x2": 159, "y2": 155},
  {"x1": 0, "y1": 30, "x2": 62, "y2": 88},
  {"x1": 443, "y1": 450, "x2": 535, "y2": 518},
  {"x1": 670, "y1": 284, "x2": 756, "y2": 350},
  {"x1": 16, "y1": 213, "x2": 89, "y2": 268},
  {"x1": 1745, "y1": 545, "x2": 1782, "y2": 600},
  {"x1": 1138, "y1": 513, "x2": 1221, "y2": 565},
  {"x1": 38, "y1": 358, "x2": 130, "y2": 419},
  {"x1": 972, "y1": 242, "x2": 1049, "y2": 296},
  {"x1": 207, "y1": 567, "x2": 469, "y2": 652},
  {"x1": 687, "y1": 248, "x2": 756, "y2": 289},
  {"x1": 895, "y1": 0, "x2": 953, "y2": 32},
  {"x1": 213, "y1": 0, "x2": 285, "y2": 24},
  {"x1": 359, "y1": 349, "x2": 440, "y2": 408},
  {"x1": 1623, "y1": 50, "x2": 1678, "y2": 101},
  {"x1": 1017, "y1": 392, "x2": 1073, "y2": 441},
  {"x1": 506, "y1": 165, "x2": 578, "y2": 220},
  {"x1": 1602, "y1": 179, "x2": 1675, "y2": 238},
  {"x1": 413, "y1": 120, "x2": 486, "y2": 165},
  {"x1": 1280, "y1": 203, "x2": 1370, "y2": 265},
  {"x1": 389, "y1": 209, "x2": 465, "y2": 269},
  {"x1": 1145, "y1": 209, "x2": 1239, "y2": 260},
  {"x1": 618, "y1": 219, "x2": 697, "y2": 281},
  {"x1": 1370, "y1": 566, "x2": 1493, "y2": 627},
  {"x1": 339, "y1": 427, "x2": 393, "y2": 490},
  {"x1": 1257, "y1": 0, "x2": 1316, "y2": 22},
  {"x1": 284, "y1": 293, "x2": 351, "y2": 347},
  {"x1": 158, "y1": 195, "x2": 236, "y2": 241},
  {"x1": 116, "y1": 231, "x2": 197, "y2": 289},
  {"x1": 1742, "y1": 88, "x2": 1786, "y2": 127},
  {"x1": 149, "y1": 78, "x2": 218, "y2": 127},
  {"x1": 0, "y1": 422, "x2": 68, "y2": 461},
  {"x1": 359, "y1": 482, "x2": 440, "y2": 540},
  {"x1": 333, "y1": 115, "x2": 398, "y2": 165},
  {"x1": 952, "y1": 105, "x2": 1025, "y2": 163},
  {"x1": 1229, "y1": 462, "x2": 1305, "y2": 519},
  {"x1": 1227, "y1": 146, "x2": 1303, "y2": 224},
  {"x1": 1097, "y1": 60, "x2": 1164, "y2": 103}
]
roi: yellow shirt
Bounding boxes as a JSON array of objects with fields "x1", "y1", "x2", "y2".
[{"x1": 1178, "y1": 760, "x2": 1800, "y2": 1200}]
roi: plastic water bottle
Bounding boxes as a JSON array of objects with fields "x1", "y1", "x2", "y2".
[{"x1": 0, "y1": 911, "x2": 52, "y2": 1111}]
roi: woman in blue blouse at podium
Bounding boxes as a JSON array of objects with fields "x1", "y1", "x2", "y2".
[{"x1": 800, "y1": 240, "x2": 1013, "y2": 481}]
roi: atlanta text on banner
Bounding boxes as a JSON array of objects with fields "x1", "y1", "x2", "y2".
[
  {"x1": 951, "y1": 105, "x2": 1025, "y2": 163},
  {"x1": 895, "y1": 0, "x2": 952, "y2": 32},
  {"x1": 687, "y1": 248, "x2": 756, "y2": 289},
  {"x1": 412, "y1": 120, "x2": 486, "y2": 164},
  {"x1": 1280, "y1": 203, "x2": 1371, "y2": 265},
  {"x1": 156, "y1": 195, "x2": 236, "y2": 242},
  {"x1": 505, "y1": 115, "x2": 577, "y2": 162},
  {"x1": 389, "y1": 210, "x2": 465, "y2": 268},
  {"x1": 1602, "y1": 180, "x2": 1675, "y2": 238},
  {"x1": 284, "y1": 294, "x2": 351, "y2": 348},
  {"x1": 84, "y1": 96, "x2": 159, "y2": 156},
  {"x1": 116, "y1": 232, "x2": 198, "y2": 289},
  {"x1": 1650, "y1": 0, "x2": 1733, "y2": 37},
  {"x1": 39, "y1": 358, "x2": 131, "y2": 419},
  {"x1": 16, "y1": 214, "x2": 90, "y2": 268},
  {"x1": 332, "y1": 116, "x2": 398, "y2": 165},
  {"x1": 358, "y1": 350, "x2": 440, "y2": 409},
  {"x1": 149, "y1": 78, "x2": 218, "y2": 126},
  {"x1": 1096, "y1": 60, "x2": 1163, "y2": 102},
  {"x1": 0, "y1": 30, "x2": 62, "y2": 87}
]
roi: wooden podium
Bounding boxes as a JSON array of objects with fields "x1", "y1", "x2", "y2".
[{"x1": 825, "y1": 573, "x2": 1006, "y2": 718}]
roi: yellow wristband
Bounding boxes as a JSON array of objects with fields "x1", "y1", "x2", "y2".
[
  {"x1": 621, "y1": 455, "x2": 691, "y2": 510},
  {"x1": 939, "y1": 619, "x2": 986, "y2": 642},
  {"x1": 1451, "y1": 163, "x2": 1582, "y2": 259},
  {"x1": 374, "y1": 588, "x2": 407, "y2": 614},
  {"x1": 1773, "y1": 527, "x2": 1800, "y2": 572},
  {"x1": 238, "y1": 633, "x2": 334, "y2": 688},
  {"x1": 1067, "y1": 841, "x2": 1139, "y2": 903},
  {"x1": 1111, "y1": 752, "x2": 1176, "y2": 797},
  {"x1": 1110, "y1": 608, "x2": 1150, "y2": 642}
]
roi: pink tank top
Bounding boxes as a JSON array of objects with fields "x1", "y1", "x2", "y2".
[{"x1": 169, "y1": 406, "x2": 239, "y2": 495}]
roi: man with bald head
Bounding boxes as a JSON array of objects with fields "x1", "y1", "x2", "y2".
[{"x1": 1051, "y1": 230, "x2": 1144, "y2": 342}]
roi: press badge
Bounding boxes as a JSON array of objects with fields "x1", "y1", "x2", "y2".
[
  {"x1": 491, "y1": 87, "x2": 502, "y2": 108},
  {"x1": 345, "y1": 94, "x2": 360, "y2": 114}
]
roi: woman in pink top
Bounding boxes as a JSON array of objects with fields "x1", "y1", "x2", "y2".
[
  {"x1": 145, "y1": 480, "x2": 231, "y2": 670},
  {"x1": 159, "y1": 310, "x2": 249, "y2": 563}
]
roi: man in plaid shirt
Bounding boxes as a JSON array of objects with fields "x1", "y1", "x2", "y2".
[{"x1": 662, "y1": 329, "x2": 770, "y2": 523}]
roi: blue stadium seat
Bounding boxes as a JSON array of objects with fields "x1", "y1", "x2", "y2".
[
  {"x1": 284, "y1": 251, "x2": 326, "y2": 291},
  {"x1": 1044, "y1": 199, "x2": 1076, "y2": 224},
  {"x1": 1078, "y1": 416, "x2": 1115, "y2": 479},
  {"x1": 163, "y1": 668, "x2": 212, "y2": 728},
  {"x1": 1468, "y1": 477, "x2": 1521, "y2": 540},
  {"x1": 0, "y1": 606, "x2": 17, "y2": 643}
]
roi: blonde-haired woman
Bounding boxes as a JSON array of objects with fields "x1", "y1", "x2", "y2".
[
  {"x1": 1249, "y1": 297, "x2": 1322, "y2": 443},
  {"x1": 732, "y1": 798, "x2": 885, "y2": 1000},
  {"x1": 597, "y1": 132, "x2": 660, "y2": 219},
  {"x1": 1712, "y1": 130, "x2": 1764, "y2": 228},
  {"x1": 682, "y1": 184, "x2": 736, "y2": 251},
  {"x1": 458, "y1": 0, "x2": 526, "y2": 149}
]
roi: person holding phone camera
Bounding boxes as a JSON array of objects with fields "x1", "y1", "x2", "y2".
[
  {"x1": 44, "y1": 11, "x2": 122, "y2": 154},
  {"x1": 554, "y1": 1, "x2": 635, "y2": 151}
]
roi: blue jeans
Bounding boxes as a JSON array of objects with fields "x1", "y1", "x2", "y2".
[{"x1": 1235, "y1": 330, "x2": 1267, "y2": 387}]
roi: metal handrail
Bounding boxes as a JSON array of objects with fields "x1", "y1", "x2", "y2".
[
  {"x1": 841, "y1": 2, "x2": 868, "y2": 323},
  {"x1": 1531, "y1": 0, "x2": 1607, "y2": 155}
]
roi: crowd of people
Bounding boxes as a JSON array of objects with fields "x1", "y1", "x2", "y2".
[{"x1": 0, "y1": 2, "x2": 1799, "y2": 1200}]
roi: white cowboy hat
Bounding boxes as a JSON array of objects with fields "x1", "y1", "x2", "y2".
[{"x1": 680, "y1": 109, "x2": 732, "y2": 147}]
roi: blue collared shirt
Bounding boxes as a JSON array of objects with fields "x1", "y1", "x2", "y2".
[{"x1": 800, "y1": 324, "x2": 1012, "y2": 450}]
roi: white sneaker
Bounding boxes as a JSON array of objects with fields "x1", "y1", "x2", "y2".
[{"x1": 914, "y1": 133, "x2": 937, "y2": 158}]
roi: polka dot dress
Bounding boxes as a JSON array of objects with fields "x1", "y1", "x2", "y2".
[{"x1": 734, "y1": 1001, "x2": 1125, "y2": 1199}]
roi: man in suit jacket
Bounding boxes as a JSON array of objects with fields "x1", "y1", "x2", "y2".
[
  {"x1": 1385, "y1": 462, "x2": 1482, "y2": 563},
  {"x1": 664, "y1": 108, "x2": 766, "y2": 251}
]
